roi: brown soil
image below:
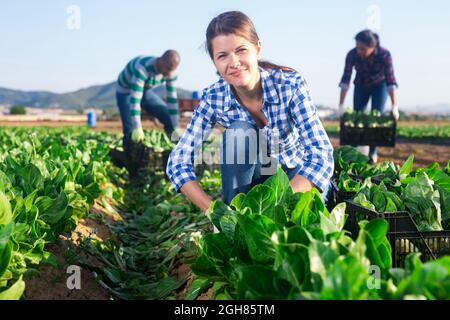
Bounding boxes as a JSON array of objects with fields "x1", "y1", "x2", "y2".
[
  {"x1": 174, "y1": 264, "x2": 194, "y2": 300},
  {"x1": 23, "y1": 201, "x2": 120, "y2": 300},
  {"x1": 197, "y1": 288, "x2": 213, "y2": 300},
  {"x1": 23, "y1": 242, "x2": 111, "y2": 300},
  {"x1": 0, "y1": 117, "x2": 191, "y2": 133}
]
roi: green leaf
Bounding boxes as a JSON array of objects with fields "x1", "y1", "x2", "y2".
[
  {"x1": 24, "y1": 190, "x2": 38, "y2": 213},
  {"x1": 331, "y1": 202, "x2": 347, "y2": 228},
  {"x1": 334, "y1": 146, "x2": 369, "y2": 173},
  {"x1": 395, "y1": 256, "x2": 450, "y2": 300},
  {"x1": 220, "y1": 212, "x2": 238, "y2": 243},
  {"x1": 185, "y1": 278, "x2": 212, "y2": 300},
  {"x1": 308, "y1": 238, "x2": 338, "y2": 280},
  {"x1": 0, "y1": 241, "x2": 12, "y2": 278},
  {"x1": 266, "y1": 205, "x2": 287, "y2": 225},
  {"x1": 399, "y1": 154, "x2": 414, "y2": 177},
  {"x1": 192, "y1": 233, "x2": 233, "y2": 279},
  {"x1": 319, "y1": 255, "x2": 373, "y2": 300},
  {"x1": 263, "y1": 166, "x2": 292, "y2": 206},
  {"x1": 0, "y1": 191, "x2": 12, "y2": 225},
  {"x1": 211, "y1": 281, "x2": 231, "y2": 300},
  {"x1": 402, "y1": 172, "x2": 442, "y2": 231},
  {"x1": 275, "y1": 226, "x2": 311, "y2": 247},
  {"x1": 208, "y1": 200, "x2": 232, "y2": 231},
  {"x1": 0, "y1": 171, "x2": 12, "y2": 193},
  {"x1": 275, "y1": 243, "x2": 310, "y2": 290},
  {"x1": 373, "y1": 192, "x2": 387, "y2": 212},
  {"x1": 241, "y1": 185, "x2": 275, "y2": 217},
  {"x1": 0, "y1": 223, "x2": 14, "y2": 278},
  {"x1": 364, "y1": 219, "x2": 389, "y2": 247},
  {"x1": 239, "y1": 214, "x2": 278, "y2": 264},
  {"x1": 404, "y1": 253, "x2": 423, "y2": 274},
  {"x1": 377, "y1": 240, "x2": 393, "y2": 270},
  {"x1": 385, "y1": 196, "x2": 398, "y2": 212},
  {"x1": 237, "y1": 265, "x2": 292, "y2": 299},
  {"x1": 35, "y1": 191, "x2": 69, "y2": 225},
  {"x1": 0, "y1": 277, "x2": 25, "y2": 300},
  {"x1": 291, "y1": 189, "x2": 325, "y2": 226},
  {"x1": 229, "y1": 193, "x2": 245, "y2": 211},
  {"x1": 156, "y1": 277, "x2": 185, "y2": 299},
  {"x1": 191, "y1": 254, "x2": 222, "y2": 278},
  {"x1": 17, "y1": 164, "x2": 44, "y2": 195},
  {"x1": 320, "y1": 202, "x2": 347, "y2": 235},
  {"x1": 353, "y1": 193, "x2": 376, "y2": 211}
]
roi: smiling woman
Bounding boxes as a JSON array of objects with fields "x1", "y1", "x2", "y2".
[{"x1": 166, "y1": 11, "x2": 334, "y2": 211}]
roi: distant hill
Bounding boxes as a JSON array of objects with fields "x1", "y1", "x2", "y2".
[{"x1": 0, "y1": 82, "x2": 194, "y2": 110}]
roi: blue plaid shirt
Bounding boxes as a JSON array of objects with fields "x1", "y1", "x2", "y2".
[{"x1": 166, "y1": 68, "x2": 334, "y2": 193}]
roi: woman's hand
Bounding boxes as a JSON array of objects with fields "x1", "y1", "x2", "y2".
[
  {"x1": 290, "y1": 175, "x2": 314, "y2": 193},
  {"x1": 392, "y1": 105, "x2": 399, "y2": 121}
]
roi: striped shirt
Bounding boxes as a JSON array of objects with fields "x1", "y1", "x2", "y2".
[
  {"x1": 117, "y1": 55, "x2": 179, "y2": 129},
  {"x1": 166, "y1": 68, "x2": 334, "y2": 193},
  {"x1": 339, "y1": 46, "x2": 398, "y2": 91}
]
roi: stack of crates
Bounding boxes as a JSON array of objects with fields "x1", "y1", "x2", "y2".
[{"x1": 344, "y1": 200, "x2": 450, "y2": 267}]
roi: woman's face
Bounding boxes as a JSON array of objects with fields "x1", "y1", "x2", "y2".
[
  {"x1": 356, "y1": 41, "x2": 375, "y2": 58},
  {"x1": 211, "y1": 33, "x2": 261, "y2": 90}
]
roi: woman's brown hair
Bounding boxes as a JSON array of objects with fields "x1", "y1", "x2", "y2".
[{"x1": 206, "y1": 11, "x2": 296, "y2": 72}]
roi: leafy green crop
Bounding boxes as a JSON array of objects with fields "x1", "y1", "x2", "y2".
[
  {"x1": 345, "y1": 152, "x2": 450, "y2": 231},
  {"x1": 342, "y1": 110, "x2": 395, "y2": 128},
  {"x1": 1, "y1": 126, "x2": 448, "y2": 300},
  {"x1": 397, "y1": 126, "x2": 450, "y2": 139},
  {"x1": 326, "y1": 122, "x2": 450, "y2": 139},
  {"x1": 142, "y1": 130, "x2": 175, "y2": 152},
  {"x1": 188, "y1": 167, "x2": 450, "y2": 300},
  {"x1": 0, "y1": 127, "x2": 123, "y2": 299}
]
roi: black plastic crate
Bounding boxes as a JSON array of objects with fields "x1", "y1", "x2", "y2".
[
  {"x1": 109, "y1": 146, "x2": 170, "y2": 178},
  {"x1": 339, "y1": 118, "x2": 396, "y2": 147},
  {"x1": 393, "y1": 231, "x2": 450, "y2": 267},
  {"x1": 330, "y1": 180, "x2": 356, "y2": 207},
  {"x1": 147, "y1": 149, "x2": 171, "y2": 173},
  {"x1": 344, "y1": 200, "x2": 450, "y2": 267},
  {"x1": 344, "y1": 200, "x2": 418, "y2": 237}
]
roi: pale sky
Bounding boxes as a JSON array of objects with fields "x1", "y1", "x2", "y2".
[{"x1": 1, "y1": 0, "x2": 449, "y2": 109}]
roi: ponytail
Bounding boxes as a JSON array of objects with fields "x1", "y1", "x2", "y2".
[
  {"x1": 258, "y1": 60, "x2": 296, "y2": 72},
  {"x1": 373, "y1": 33, "x2": 380, "y2": 47}
]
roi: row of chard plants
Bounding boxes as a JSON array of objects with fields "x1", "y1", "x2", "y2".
[
  {"x1": 0, "y1": 128, "x2": 122, "y2": 299},
  {"x1": 0, "y1": 127, "x2": 221, "y2": 300}
]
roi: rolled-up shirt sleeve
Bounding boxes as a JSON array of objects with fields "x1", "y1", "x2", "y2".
[
  {"x1": 339, "y1": 50, "x2": 355, "y2": 90},
  {"x1": 166, "y1": 97, "x2": 216, "y2": 192},
  {"x1": 290, "y1": 77, "x2": 334, "y2": 193}
]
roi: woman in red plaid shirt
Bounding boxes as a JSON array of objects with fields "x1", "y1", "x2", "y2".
[{"x1": 338, "y1": 29, "x2": 399, "y2": 164}]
